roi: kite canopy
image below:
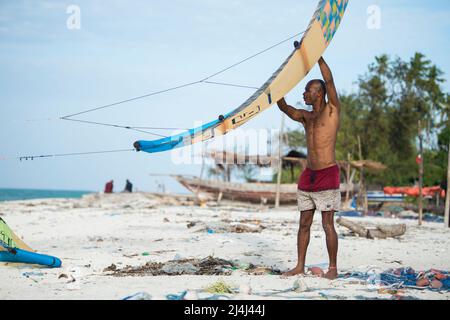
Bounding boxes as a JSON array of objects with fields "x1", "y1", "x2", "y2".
[
  {"x1": 0, "y1": 218, "x2": 33, "y2": 252},
  {"x1": 0, "y1": 218, "x2": 62, "y2": 268},
  {"x1": 134, "y1": 0, "x2": 349, "y2": 154}
]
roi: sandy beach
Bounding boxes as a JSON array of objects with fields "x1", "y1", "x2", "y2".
[{"x1": 0, "y1": 192, "x2": 449, "y2": 300}]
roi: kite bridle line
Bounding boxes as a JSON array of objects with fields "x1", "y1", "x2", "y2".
[
  {"x1": 1, "y1": 149, "x2": 135, "y2": 161},
  {"x1": 60, "y1": 29, "x2": 307, "y2": 135},
  {"x1": 15, "y1": 29, "x2": 307, "y2": 160}
]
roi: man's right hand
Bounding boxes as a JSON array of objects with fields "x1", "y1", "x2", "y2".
[
  {"x1": 277, "y1": 97, "x2": 287, "y2": 109},
  {"x1": 277, "y1": 98, "x2": 306, "y2": 125}
]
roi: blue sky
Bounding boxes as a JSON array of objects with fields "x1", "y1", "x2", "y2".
[{"x1": 1, "y1": 0, "x2": 449, "y2": 193}]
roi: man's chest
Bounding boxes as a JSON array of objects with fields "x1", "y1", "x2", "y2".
[{"x1": 305, "y1": 113, "x2": 339, "y2": 135}]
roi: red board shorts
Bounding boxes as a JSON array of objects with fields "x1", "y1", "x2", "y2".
[{"x1": 297, "y1": 164, "x2": 341, "y2": 212}]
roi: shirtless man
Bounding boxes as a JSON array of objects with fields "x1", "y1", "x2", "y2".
[{"x1": 277, "y1": 56, "x2": 340, "y2": 280}]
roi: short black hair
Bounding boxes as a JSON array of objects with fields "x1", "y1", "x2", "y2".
[{"x1": 310, "y1": 79, "x2": 327, "y2": 96}]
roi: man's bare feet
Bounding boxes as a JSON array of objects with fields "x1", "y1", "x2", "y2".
[
  {"x1": 323, "y1": 267, "x2": 338, "y2": 280},
  {"x1": 281, "y1": 267, "x2": 306, "y2": 277}
]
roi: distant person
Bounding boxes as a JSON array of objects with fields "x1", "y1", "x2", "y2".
[
  {"x1": 104, "y1": 180, "x2": 114, "y2": 193},
  {"x1": 440, "y1": 179, "x2": 447, "y2": 192},
  {"x1": 124, "y1": 179, "x2": 133, "y2": 193},
  {"x1": 440, "y1": 179, "x2": 447, "y2": 199}
]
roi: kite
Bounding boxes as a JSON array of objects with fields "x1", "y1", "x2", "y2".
[
  {"x1": 134, "y1": 0, "x2": 349, "y2": 154},
  {"x1": 0, "y1": 218, "x2": 61, "y2": 267}
]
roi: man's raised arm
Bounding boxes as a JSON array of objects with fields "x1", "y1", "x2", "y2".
[
  {"x1": 277, "y1": 98, "x2": 306, "y2": 124},
  {"x1": 318, "y1": 57, "x2": 340, "y2": 110}
]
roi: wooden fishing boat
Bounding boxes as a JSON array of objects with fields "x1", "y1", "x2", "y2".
[{"x1": 174, "y1": 175, "x2": 353, "y2": 205}]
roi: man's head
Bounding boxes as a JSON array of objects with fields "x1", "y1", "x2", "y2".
[{"x1": 303, "y1": 79, "x2": 326, "y2": 105}]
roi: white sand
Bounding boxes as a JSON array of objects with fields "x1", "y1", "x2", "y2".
[{"x1": 0, "y1": 192, "x2": 449, "y2": 300}]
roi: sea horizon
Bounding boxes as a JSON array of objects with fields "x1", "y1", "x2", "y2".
[{"x1": 0, "y1": 187, "x2": 95, "y2": 202}]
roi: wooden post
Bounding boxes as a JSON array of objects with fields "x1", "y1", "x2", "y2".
[
  {"x1": 357, "y1": 135, "x2": 363, "y2": 211},
  {"x1": 199, "y1": 148, "x2": 207, "y2": 181},
  {"x1": 195, "y1": 148, "x2": 207, "y2": 201},
  {"x1": 357, "y1": 135, "x2": 367, "y2": 215},
  {"x1": 275, "y1": 114, "x2": 285, "y2": 208},
  {"x1": 445, "y1": 140, "x2": 450, "y2": 228},
  {"x1": 345, "y1": 153, "x2": 351, "y2": 203},
  {"x1": 418, "y1": 120, "x2": 423, "y2": 226}
]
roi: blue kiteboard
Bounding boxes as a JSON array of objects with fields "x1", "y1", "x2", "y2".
[{"x1": 0, "y1": 242, "x2": 62, "y2": 268}]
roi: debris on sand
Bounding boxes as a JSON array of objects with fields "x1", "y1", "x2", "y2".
[
  {"x1": 336, "y1": 217, "x2": 406, "y2": 239},
  {"x1": 242, "y1": 263, "x2": 282, "y2": 275},
  {"x1": 195, "y1": 221, "x2": 265, "y2": 234},
  {"x1": 204, "y1": 280, "x2": 236, "y2": 294},
  {"x1": 105, "y1": 256, "x2": 283, "y2": 277},
  {"x1": 123, "y1": 292, "x2": 153, "y2": 300},
  {"x1": 103, "y1": 264, "x2": 117, "y2": 272},
  {"x1": 108, "y1": 256, "x2": 235, "y2": 277},
  {"x1": 340, "y1": 267, "x2": 450, "y2": 291},
  {"x1": 221, "y1": 218, "x2": 263, "y2": 225},
  {"x1": 228, "y1": 224, "x2": 265, "y2": 233},
  {"x1": 186, "y1": 221, "x2": 197, "y2": 228},
  {"x1": 161, "y1": 262, "x2": 199, "y2": 275}
]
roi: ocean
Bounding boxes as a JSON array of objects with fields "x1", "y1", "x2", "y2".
[{"x1": 0, "y1": 188, "x2": 94, "y2": 202}]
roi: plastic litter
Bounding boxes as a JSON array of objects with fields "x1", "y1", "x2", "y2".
[
  {"x1": 340, "y1": 267, "x2": 450, "y2": 291},
  {"x1": 184, "y1": 290, "x2": 199, "y2": 300},
  {"x1": 22, "y1": 272, "x2": 44, "y2": 277},
  {"x1": 166, "y1": 290, "x2": 230, "y2": 300},
  {"x1": 166, "y1": 290, "x2": 187, "y2": 300},
  {"x1": 123, "y1": 292, "x2": 152, "y2": 300}
]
